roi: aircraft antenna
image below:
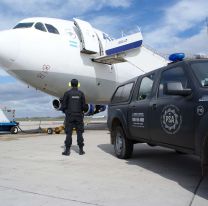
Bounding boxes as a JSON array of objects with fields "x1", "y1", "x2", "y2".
[
  {"x1": 121, "y1": 31, "x2": 126, "y2": 37},
  {"x1": 126, "y1": 60, "x2": 145, "y2": 73},
  {"x1": 136, "y1": 26, "x2": 141, "y2": 33}
]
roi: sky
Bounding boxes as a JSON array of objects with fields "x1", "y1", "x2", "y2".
[{"x1": 0, "y1": 0, "x2": 207, "y2": 117}]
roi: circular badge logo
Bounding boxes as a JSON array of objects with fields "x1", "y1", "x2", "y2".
[
  {"x1": 196, "y1": 105, "x2": 204, "y2": 116},
  {"x1": 161, "y1": 105, "x2": 182, "y2": 134}
]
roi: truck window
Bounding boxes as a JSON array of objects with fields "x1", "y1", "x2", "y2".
[
  {"x1": 137, "y1": 74, "x2": 155, "y2": 100},
  {"x1": 158, "y1": 66, "x2": 189, "y2": 97},
  {"x1": 191, "y1": 61, "x2": 208, "y2": 87},
  {"x1": 112, "y1": 83, "x2": 133, "y2": 103}
]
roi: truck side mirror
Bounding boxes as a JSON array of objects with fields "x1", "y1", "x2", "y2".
[{"x1": 164, "y1": 82, "x2": 192, "y2": 96}]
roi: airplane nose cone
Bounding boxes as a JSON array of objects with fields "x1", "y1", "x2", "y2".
[{"x1": 0, "y1": 30, "x2": 19, "y2": 69}]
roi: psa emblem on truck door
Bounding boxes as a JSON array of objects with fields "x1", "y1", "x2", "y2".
[{"x1": 161, "y1": 105, "x2": 182, "y2": 134}]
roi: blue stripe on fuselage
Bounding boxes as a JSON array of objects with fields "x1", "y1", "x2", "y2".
[{"x1": 106, "y1": 40, "x2": 142, "y2": 56}]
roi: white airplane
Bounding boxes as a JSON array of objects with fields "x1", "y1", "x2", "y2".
[{"x1": 0, "y1": 17, "x2": 168, "y2": 115}]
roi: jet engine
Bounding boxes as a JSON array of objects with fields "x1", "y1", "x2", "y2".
[
  {"x1": 95, "y1": 105, "x2": 106, "y2": 113},
  {"x1": 52, "y1": 99, "x2": 106, "y2": 116},
  {"x1": 52, "y1": 98, "x2": 62, "y2": 110},
  {"x1": 84, "y1": 104, "x2": 107, "y2": 116},
  {"x1": 84, "y1": 104, "x2": 95, "y2": 116}
]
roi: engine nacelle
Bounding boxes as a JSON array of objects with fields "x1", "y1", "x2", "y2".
[
  {"x1": 84, "y1": 104, "x2": 107, "y2": 116},
  {"x1": 52, "y1": 100, "x2": 106, "y2": 116},
  {"x1": 84, "y1": 104, "x2": 95, "y2": 116},
  {"x1": 96, "y1": 105, "x2": 106, "y2": 113},
  {"x1": 52, "y1": 99, "x2": 62, "y2": 110}
]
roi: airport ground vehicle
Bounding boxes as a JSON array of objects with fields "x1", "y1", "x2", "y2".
[
  {"x1": 0, "y1": 108, "x2": 19, "y2": 134},
  {"x1": 107, "y1": 55, "x2": 208, "y2": 175}
]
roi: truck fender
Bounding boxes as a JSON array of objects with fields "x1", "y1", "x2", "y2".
[
  {"x1": 195, "y1": 112, "x2": 208, "y2": 156},
  {"x1": 110, "y1": 109, "x2": 130, "y2": 144}
]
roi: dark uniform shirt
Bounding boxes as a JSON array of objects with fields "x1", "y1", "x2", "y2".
[
  {"x1": 61, "y1": 87, "x2": 86, "y2": 115},
  {"x1": 61, "y1": 87, "x2": 86, "y2": 132}
]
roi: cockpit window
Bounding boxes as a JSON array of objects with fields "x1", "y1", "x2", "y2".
[
  {"x1": 45, "y1": 24, "x2": 59, "y2": 34},
  {"x1": 35, "y1": 22, "x2": 47, "y2": 32},
  {"x1": 13, "y1": 22, "x2": 34, "y2": 29}
]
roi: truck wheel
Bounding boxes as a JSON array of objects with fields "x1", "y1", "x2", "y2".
[
  {"x1": 10, "y1": 126, "x2": 18, "y2": 134},
  {"x1": 113, "y1": 126, "x2": 133, "y2": 159},
  {"x1": 201, "y1": 136, "x2": 208, "y2": 176},
  {"x1": 47, "y1": 128, "x2": 53, "y2": 135},
  {"x1": 175, "y1": 150, "x2": 186, "y2": 154}
]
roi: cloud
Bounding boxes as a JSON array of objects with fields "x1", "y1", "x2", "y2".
[
  {"x1": 0, "y1": 68, "x2": 10, "y2": 77},
  {"x1": 143, "y1": 0, "x2": 208, "y2": 54},
  {"x1": 0, "y1": 0, "x2": 132, "y2": 19},
  {"x1": 89, "y1": 14, "x2": 136, "y2": 37},
  {"x1": 164, "y1": 0, "x2": 208, "y2": 32},
  {"x1": 0, "y1": 81, "x2": 60, "y2": 117}
]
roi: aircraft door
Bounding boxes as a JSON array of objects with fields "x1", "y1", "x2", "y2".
[{"x1": 73, "y1": 18, "x2": 100, "y2": 54}]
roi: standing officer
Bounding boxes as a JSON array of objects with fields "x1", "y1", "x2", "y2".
[{"x1": 61, "y1": 79, "x2": 86, "y2": 156}]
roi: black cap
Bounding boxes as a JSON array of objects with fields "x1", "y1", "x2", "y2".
[{"x1": 71, "y1": 79, "x2": 78, "y2": 87}]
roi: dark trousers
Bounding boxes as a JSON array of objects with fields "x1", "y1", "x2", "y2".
[{"x1": 64, "y1": 114, "x2": 84, "y2": 149}]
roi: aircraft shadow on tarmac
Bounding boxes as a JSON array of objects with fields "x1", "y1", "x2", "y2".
[{"x1": 98, "y1": 143, "x2": 208, "y2": 200}]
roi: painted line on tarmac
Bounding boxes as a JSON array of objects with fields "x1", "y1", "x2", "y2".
[{"x1": 0, "y1": 185, "x2": 104, "y2": 206}]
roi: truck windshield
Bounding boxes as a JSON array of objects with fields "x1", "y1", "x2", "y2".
[{"x1": 191, "y1": 61, "x2": 208, "y2": 87}]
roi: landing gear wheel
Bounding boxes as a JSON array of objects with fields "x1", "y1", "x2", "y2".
[
  {"x1": 10, "y1": 126, "x2": 18, "y2": 134},
  {"x1": 47, "y1": 128, "x2": 53, "y2": 134},
  {"x1": 113, "y1": 126, "x2": 133, "y2": 159}
]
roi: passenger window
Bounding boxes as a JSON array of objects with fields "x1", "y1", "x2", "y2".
[
  {"x1": 45, "y1": 24, "x2": 59, "y2": 34},
  {"x1": 35, "y1": 22, "x2": 47, "y2": 32},
  {"x1": 137, "y1": 74, "x2": 155, "y2": 100},
  {"x1": 158, "y1": 66, "x2": 189, "y2": 97},
  {"x1": 112, "y1": 83, "x2": 133, "y2": 103}
]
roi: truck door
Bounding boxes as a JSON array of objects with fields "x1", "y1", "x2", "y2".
[
  {"x1": 149, "y1": 65, "x2": 195, "y2": 149},
  {"x1": 128, "y1": 73, "x2": 155, "y2": 140}
]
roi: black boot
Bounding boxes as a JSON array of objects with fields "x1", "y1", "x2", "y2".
[
  {"x1": 79, "y1": 147, "x2": 85, "y2": 155},
  {"x1": 62, "y1": 147, "x2": 70, "y2": 156}
]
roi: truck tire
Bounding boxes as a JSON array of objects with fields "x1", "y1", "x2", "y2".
[
  {"x1": 10, "y1": 126, "x2": 18, "y2": 134},
  {"x1": 113, "y1": 126, "x2": 133, "y2": 159},
  {"x1": 175, "y1": 150, "x2": 186, "y2": 154},
  {"x1": 47, "y1": 128, "x2": 53, "y2": 135},
  {"x1": 201, "y1": 136, "x2": 208, "y2": 176}
]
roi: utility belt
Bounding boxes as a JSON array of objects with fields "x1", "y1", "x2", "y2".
[{"x1": 67, "y1": 112, "x2": 83, "y2": 117}]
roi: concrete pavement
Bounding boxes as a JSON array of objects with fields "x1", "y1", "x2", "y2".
[{"x1": 0, "y1": 129, "x2": 207, "y2": 206}]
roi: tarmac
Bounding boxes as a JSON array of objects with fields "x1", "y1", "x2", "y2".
[{"x1": 0, "y1": 122, "x2": 207, "y2": 206}]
